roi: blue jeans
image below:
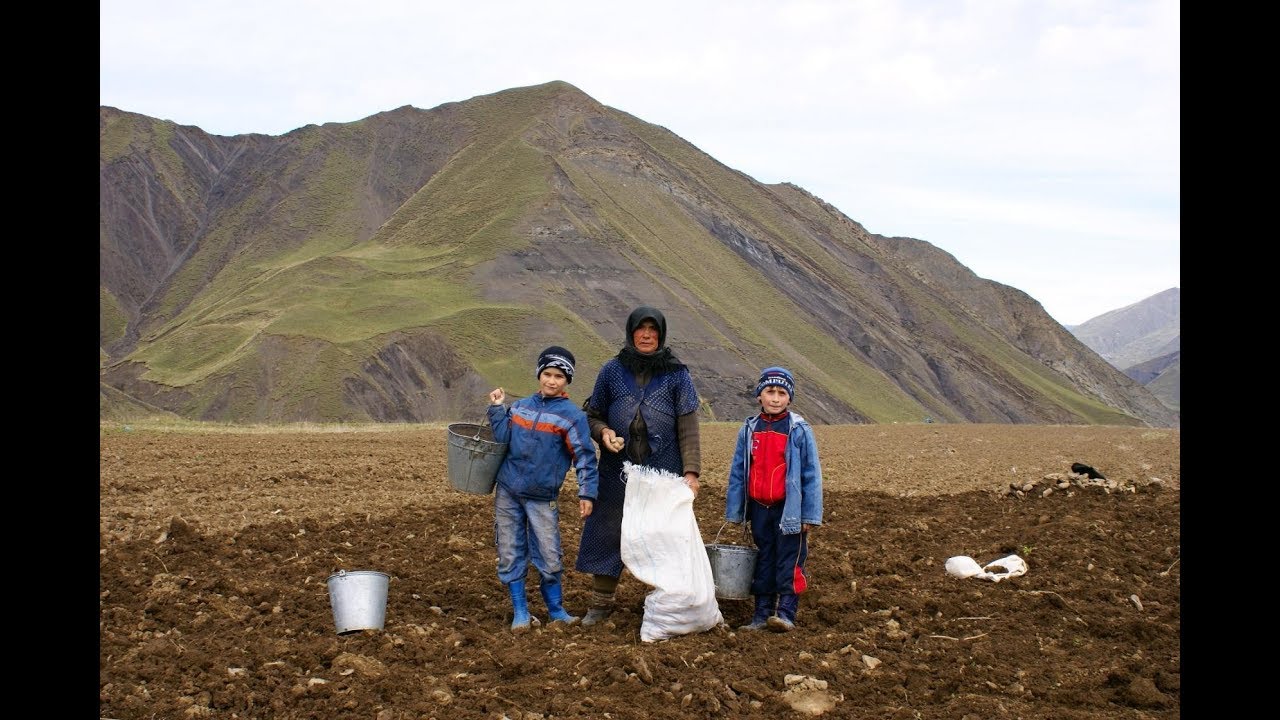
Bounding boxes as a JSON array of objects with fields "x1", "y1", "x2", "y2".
[{"x1": 495, "y1": 485, "x2": 564, "y2": 585}]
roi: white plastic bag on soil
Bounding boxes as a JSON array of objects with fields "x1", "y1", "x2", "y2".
[
  {"x1": 945, "y1": 554, "x2": 1028, "y2": 582},
  {"x1": 945, "y1": 555, "x2": 985, "y2": 579},
  {"x1": 620, "y1": 462, "x2": 724, "y2": 642}
]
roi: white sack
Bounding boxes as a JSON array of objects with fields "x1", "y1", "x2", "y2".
[
  {"x1": 981, "y1": 554, "x2": 1028, "y2": 582},
  {"x1": 620, "y1": 462, "x2": 724, "y2": 642},
  {"x1": 945, "y1": 555, "x2": 984, "y2": 579},
  {"x1": 944, "y1": 554, "x2": 1029, "y2": 582}
]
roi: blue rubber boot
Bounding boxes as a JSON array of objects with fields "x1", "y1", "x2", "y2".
[
  {"x1": 738, "y1": 594, "x2": 775, "y2": 631},
  {"x1": 768, "y1": 593, "x2": 798, "y2": 632},
  {"x1": 540, "y1": 571, "x2": 580, "y2": 626},
  {"x1": 509, "y1": 580, "x2": 532, "y2": 633}
]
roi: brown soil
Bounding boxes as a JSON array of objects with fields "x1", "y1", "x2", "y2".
[{"x1": 100, "y1": 423, "x2": 1180, "y2": 719}]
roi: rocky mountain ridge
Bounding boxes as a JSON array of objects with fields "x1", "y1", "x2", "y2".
[
  {"x1": 99, "y1": 81, "x2": 1177, "y2": 428},
  {"x1": 1068, "y1": 288, "x2": 1179, "y2": 412}
]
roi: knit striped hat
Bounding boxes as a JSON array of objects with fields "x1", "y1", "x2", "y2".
[
  {"x1": 755, "y1": 366, "x2": 795, "y2": 397},
  {"x1": 536, "y1": 346, "x2": 576, "y2": 384}
]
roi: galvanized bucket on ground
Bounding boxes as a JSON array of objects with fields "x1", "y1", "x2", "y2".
[
  {"x1": 326, "y1": 570, "x2": 390, "y2": 634},
  {"x1": 446, "y1": 422, "x2": 507, "y2": 495},
  {"x1": 705, "y1": 523, "x2": 758, "y2": 600}
]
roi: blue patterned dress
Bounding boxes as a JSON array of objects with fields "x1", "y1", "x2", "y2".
[{"x1": 574, "y1": 357, "x2": 701, "y2": 577}]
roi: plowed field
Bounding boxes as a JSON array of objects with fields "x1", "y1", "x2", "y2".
[{"x1": 100, "y1": 422, "x2": 1180, "y2": 719}]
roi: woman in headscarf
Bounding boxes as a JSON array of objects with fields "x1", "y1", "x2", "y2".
[{"x1": 575, "y1": 305, "x2": 703, "y2": 626}]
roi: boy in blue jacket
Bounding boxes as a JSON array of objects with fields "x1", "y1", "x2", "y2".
[
  {"x1": 487, "y1": 346, "x2": 599, "y2": 633},
  {"x1": 724, "y1": 366, "x2": 824, "y2": 632}
]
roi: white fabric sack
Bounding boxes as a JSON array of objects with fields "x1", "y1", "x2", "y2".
[
  {"x1": 981, "y1": 554, "x2": 1028, "y2": 582},
  {"x1": 945, "y1": 554, "x2": 1029, "y2": 582},
  {"x1": 620, "y1": 462, "x2": 724, "y2": 642},
  {"x1": 945, "y1": 555, "x2": 984, "y2": 579}
]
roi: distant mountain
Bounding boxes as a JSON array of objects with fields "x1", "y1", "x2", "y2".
[
  {"x1": 1068, "y1": 288, "x2": 1179, "y2": 412},
  {"x1": 1122, "y1": 350, "x2": 1179, "y2": 411},
  {"x1": 1138, "y1": 353, "x2": 1179, "y2": 412},
  {"x1": 100, "y1": 81, "x2": 1177, "y2": 428}
]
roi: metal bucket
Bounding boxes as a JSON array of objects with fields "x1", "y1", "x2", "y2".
[
  {"x1": 447, "y1": 422, "x2": 507, "y2": 495},
  {"x1": 326, "y1": 570, "x2": 390, "y2": 634},
  {"x1": 705, "y1": 523, "x2": 758, "y2": 600}
]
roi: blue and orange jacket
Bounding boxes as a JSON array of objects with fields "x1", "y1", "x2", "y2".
[{"x1": 487, "y1": 392, "x2": 600, "y2": 502}]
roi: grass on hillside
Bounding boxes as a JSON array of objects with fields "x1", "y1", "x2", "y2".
[
  {"x1": 100, "y1": 286, "x2": 129, "y2": 348},
  {"x1": 559, "y1": 154, "x2": 927, "y2": 423}
]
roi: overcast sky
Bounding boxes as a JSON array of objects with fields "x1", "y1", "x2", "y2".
[{"x1": 100, "y1": 0, "x2": 1179, "y2": 326}]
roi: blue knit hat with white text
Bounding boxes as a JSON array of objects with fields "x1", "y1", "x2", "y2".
[
  {"x1": 755, "y1": 366, "x2": 795, "y2": 397},
  {"x1": 536, "y1": 346, "x2": 576, "y2": 384}
]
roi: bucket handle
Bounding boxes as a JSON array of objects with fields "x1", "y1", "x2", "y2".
[
  {"x1": 712, "y1": 520, "x2": 754, "y2": 547},
  {"x1": 466, "y1": 408, "x2": 503, "y2": 441},
  {"x1": 449, "y1": 422, "x2": 491, "y2": 443},
  {"x1": 469, "y1": 390, "x2": 529, "y2": 439}
]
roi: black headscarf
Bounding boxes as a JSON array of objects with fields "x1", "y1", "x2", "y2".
[{"x1": 617, "y1": 305, "x2": 686, "y2": 376}]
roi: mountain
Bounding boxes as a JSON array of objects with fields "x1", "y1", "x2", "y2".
[
  {"x1": 100, "y1": 80, "x2": 1178, "y2": 428},
  {"x1": 1068, "y1": 288, "x2": 1180, "y2": 369},
  {"x1": 1068, "y1": 288, "x2": 1179, "y2": 412},
  {"x1": 1121, "y1": 350, "x2": 1179, "y2": 412}
]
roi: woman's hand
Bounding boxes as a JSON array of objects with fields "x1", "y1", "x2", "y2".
[
  {"x1": 684, "y1": 472, "x2": 700, "y2": 498},
  {"x1": 601, "y1": 428, "x2": 625, "y2": 453},
  {"x1": 580, "y1": 499, "x2": 594, "y2": 518},
  {"x1": 489, "y1": 387, "x2": 505, "y2": 405}
]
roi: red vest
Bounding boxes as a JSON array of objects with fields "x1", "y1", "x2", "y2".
[{"x1": 748, "y1": 412, "x2": 790, "y2": 505}]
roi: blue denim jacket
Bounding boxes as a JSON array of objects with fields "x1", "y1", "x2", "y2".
[{"x1": 724, "y1": 412, "x2": 823, "y2": 534}]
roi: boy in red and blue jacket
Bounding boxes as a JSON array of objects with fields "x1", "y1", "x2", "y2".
[
  {"x1": 724, "y1": 366, "x2": 824, "y2": 632},
  {"x1": 488, "y1": 346, "x2": 599, "y2": 632}
]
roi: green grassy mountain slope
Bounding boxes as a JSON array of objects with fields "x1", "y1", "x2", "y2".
[{"x1": 100, "y1": 81, "x2": 1177, "y2": 427}]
